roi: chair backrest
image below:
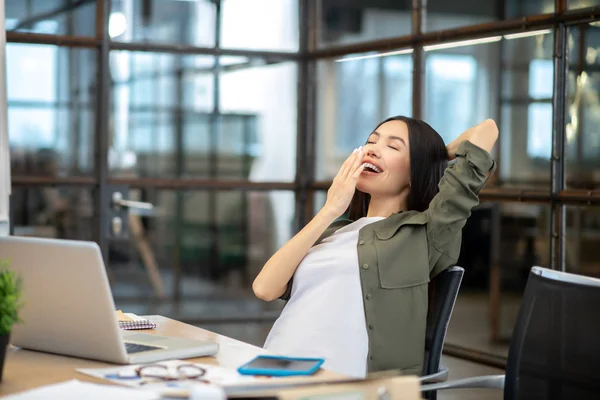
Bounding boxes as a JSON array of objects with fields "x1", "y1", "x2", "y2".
[
  {"x1": 424, "y1": 266, "x2": 464, "y2": 376},
  {"x1": 505, "y1": 267, "x2": 600, "y2": 400}
]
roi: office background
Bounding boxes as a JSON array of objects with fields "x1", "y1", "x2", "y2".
[{"x1": 5, "y1": 0, "x2": 600, "y2": 372}]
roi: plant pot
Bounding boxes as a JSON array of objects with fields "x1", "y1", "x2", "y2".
[{"x1": 0, "y1": 333, "x2": 9, "y2": 382}]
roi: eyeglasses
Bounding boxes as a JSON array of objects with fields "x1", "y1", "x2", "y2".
[{"x1": 111, "y1": 364, "x2": 208, "y2": 384}]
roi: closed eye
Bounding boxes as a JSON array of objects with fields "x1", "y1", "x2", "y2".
[
  {"x1": 388, "y1": 146, "x2": 399, "y2": 151},
  {"x1": 366, "y1": 141, "x2": 376, "y2": 144}
]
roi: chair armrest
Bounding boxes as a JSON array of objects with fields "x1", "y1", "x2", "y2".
[
  {"x1": 419, "y1": 367, "x2": 448, "y2": 384},
  {"x1": 421, "y1": 374, "x2": 505, "y2": 392}
]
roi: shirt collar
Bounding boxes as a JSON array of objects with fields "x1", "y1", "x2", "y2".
[
  {"x1": 335, "y1": 210, "x2": 427, "y2": 241},
  {"x1": 374, "y1": 211, "x2": 427, "y2": 240}
]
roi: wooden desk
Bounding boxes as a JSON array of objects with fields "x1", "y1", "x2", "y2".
[{"x1": 1, "y1": 316, "x2": 419, "y2": 399}]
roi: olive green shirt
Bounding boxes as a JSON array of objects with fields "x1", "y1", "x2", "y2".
[{"x1": 280, "y1": 140, "x2": 496, "y2": 376}]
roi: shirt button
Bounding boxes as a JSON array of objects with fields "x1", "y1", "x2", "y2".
[
  {"x1": 362, "y1": 264, "x2": 369, "y2": 270},
  {"x1": 366, "y1": 293, "x2": 372, "y2": 300},
  {"x1": 358, "y1": 240, "x2": 365, "y2": 245},
  {"x1": 368, "y1": 324, "x2": 374, "y2": 330}
]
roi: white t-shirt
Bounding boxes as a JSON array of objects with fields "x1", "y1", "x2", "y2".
[{"x1": 263, "y1": 217, "x2": 385, "y2": 377}]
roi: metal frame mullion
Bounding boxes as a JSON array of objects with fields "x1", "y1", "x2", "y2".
[
  {"x1": 310, "y1": 181, "x2": 600, "y2": 203},
  {"x1": 69, "y1": 47, "x2": 83, "y2": 175},
  {"x1": 310, "y1": 6, "x2": 600, "y2": 59},
  {"x1": 208, "y1": 0, "x2": 223, "y2": 285},
  {"x1": 412, "y1": 0, "x2": 425, "y2": 119},
  {"x1": 6, "y1": 32, "x2": 101, "y2": 47},
  {"x1": 6, "y1": 37, "x2": 299, "y2": 61},
  {"x1": 7, "y1": 6, "x2": 600, "y2": 59},
  {"x1": 12, "y1": 176, "x2": 96, "y2": 186},
  {"x1": 570, "y1": 22, "x2": 586, "y2": 273},
  {"x1": 110, "y1": 41, "x2": 300, "y2": 59},
  {"x1": 110, "y1": 178, "x2": 297, "y2": 191},
  {"x1": 296, "y1": 0, "x2": 317, "y2": 230},
  {"x1": 550, "y1": 0, "x2": 569, "y2": 271},
  {"x1": 94, "y1": 0, "x2": 111, "y2": 262},
  {"x1": 172, "y1": 10, "x2": 190, "y2": 304},
  {"x1": 575, "y1": 25, "x2": 585, "y2": 172}
]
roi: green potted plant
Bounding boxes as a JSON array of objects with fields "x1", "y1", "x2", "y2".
[{"x1": 0, "y1": 260, "x2": 22, "y2": 382}]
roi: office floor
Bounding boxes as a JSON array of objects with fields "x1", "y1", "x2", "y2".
[
  {"x1": 439, "y1": 356, "x2": 503, "y2": 400},
  {"x1": 447, "y1": 293, "x2": 519, "y2": 357},
  {"x1": 112, "y1": 268, "x2": 505, "y2": 399}
]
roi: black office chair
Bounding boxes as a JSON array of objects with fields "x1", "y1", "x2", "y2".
[
  {"x1": 422, "y1": 266, "x2": 600, "y2": 399},
  {"x1": 419, "y1": 266, "x2": 464, "y2": 400}
]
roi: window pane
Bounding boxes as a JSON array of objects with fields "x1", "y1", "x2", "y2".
[
  {"x1": 566, "y1": 26, "x2": 600, "y2": 190},
  {"x1": 110, "y1": 51, "x2": 213, "y2": 178},
  {"x1": 219, "y1": 60, "x2": 297, "y2": 182},
  {"x1": 566, "y1": 206, "x2": 600, "y2": 277},
  {"x1": 8, "y1": 45, "x2": 96, "y2": 176},
  {"x1": 220, "y1": 0, "x2": 298, "y2": 51},
  {"x1": 569, "y1": 0, "x2": 600, "y2": 9},
  {"x1": 427, "y1": 0, "x2": 553, "y2": 32},
  {"x1": 502, "y1": 32, "x2": 554, "y2": 189},
  {"x1": 110, "y1": 190, "x2": 295, "y2": 320},
  {"x1": 110, "y1": 51, "x2": 296, "y2": 182},
  {"x1": 425, "y1": 41, "x2": 499, "y2": 156},
  {"x1": 6, "y1": 0, "x2": 96, "y2": 36},
  {"x1": 110, "y1": 0, "x2": 216, "y2": 47},
  {"x1": 425, "y1": 32, "x2": 554, "y2": 189},
  {"x1": 425, "y1": 53, "x2": 481, "y2": 144},
  {"x1": 447, "y1": 202, "x2": 550, "y2": 358},
  {"x1": 11, "y1": 187, "x2": 94, "y2": 241},
  {"x1": 318, "y1": 1, "x2": 411, "y2": 47},
  {"x1": 315, "y1": 53, "x2": 413, "y2": 180}
]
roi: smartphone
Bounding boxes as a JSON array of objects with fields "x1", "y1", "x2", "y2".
[{"x1": 237, "y1": 355, "x2": 325, "y2": 377}]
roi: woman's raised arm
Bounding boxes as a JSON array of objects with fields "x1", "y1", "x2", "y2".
[
  {"x1": 446, "y1": 119, "x2": 499, "y2": 160},
  {"x1": 425, "y1": 119, "x2": 498, "y2": 276},
  {"x1": 252, "y1": 147, "x2": 366, "y2": 301}
]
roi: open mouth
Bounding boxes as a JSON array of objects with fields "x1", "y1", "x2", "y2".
[{"x1": 361, "y1": 162, "x2": 382, "y2": 174}]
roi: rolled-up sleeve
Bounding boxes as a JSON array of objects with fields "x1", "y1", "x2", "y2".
[{"x1": 426, "y1": 140, "x2": 496, "y2": 270}]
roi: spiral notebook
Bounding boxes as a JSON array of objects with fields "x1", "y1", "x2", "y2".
[{"x1": 116, "y1": 310, "x2": 157, "y2": 330}]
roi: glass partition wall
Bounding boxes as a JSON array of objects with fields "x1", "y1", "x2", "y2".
[{"x1": 8, "y1": 0, "x2": 600, "y2": 360}]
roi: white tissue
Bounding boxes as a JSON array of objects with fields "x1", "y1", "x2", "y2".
[{"x1": 189, "y1": 384, "x2": 226, "y2": 400}]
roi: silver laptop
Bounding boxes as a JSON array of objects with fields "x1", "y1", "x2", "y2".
[{"x1": 0, "y1": 236, "x2": 219, "y2": 364}]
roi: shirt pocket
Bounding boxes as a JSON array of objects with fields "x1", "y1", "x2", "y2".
[{"x1": 375, "y1": 225, "x2": 430, "y2": 289}]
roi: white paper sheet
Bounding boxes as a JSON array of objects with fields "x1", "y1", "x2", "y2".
[
  {"x1": 77, "y1": 359, "x2": 258, "y2": 395},
  {"x1": 124, "y1": 312, "x2": 150, "y2": 321},
  {"x1": 3, "y1": 380, "x2": 160, "y2": 400}
]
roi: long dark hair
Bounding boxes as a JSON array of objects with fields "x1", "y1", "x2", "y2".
[{"x1": 347, "y1": 116, "x2": 448, "y2": 220}]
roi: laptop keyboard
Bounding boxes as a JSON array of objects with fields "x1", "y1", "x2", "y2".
[{"x1": 125, "y1": 342, "x2": 162, "y2": 354}]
